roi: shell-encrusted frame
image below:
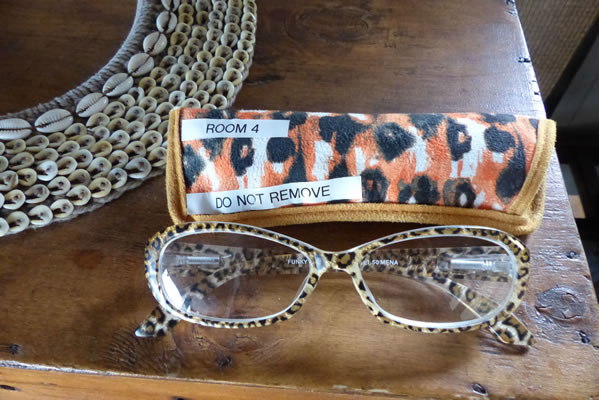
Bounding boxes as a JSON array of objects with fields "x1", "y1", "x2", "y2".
[
  {"x1": 139, "y1": 222, "x2": 534, "y2": 346},
  {"x1": 0, "y1": 0, "x2": 257, "y2": 236}
]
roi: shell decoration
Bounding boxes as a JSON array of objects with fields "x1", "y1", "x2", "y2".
[{"x1": 0, "y1": 0, "x2": 257, "y2": 236}]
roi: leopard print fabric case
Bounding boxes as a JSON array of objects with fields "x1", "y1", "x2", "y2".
[{"x1": 166, "y1": 109, "x2": 555, "y2": 234}]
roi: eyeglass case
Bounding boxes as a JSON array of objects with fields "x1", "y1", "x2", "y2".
[{"x1": 166, "y1": 108, "x2": 555, "y2": 235}]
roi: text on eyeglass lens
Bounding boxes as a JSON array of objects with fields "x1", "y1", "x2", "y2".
[
  {"x1": 362, "y1": 259, "x2": 399, "y2": 265},
  {"x1": 287, "y1": 257, "x2": 309, "y2": 265}
]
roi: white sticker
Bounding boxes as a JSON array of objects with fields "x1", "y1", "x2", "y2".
[
  {"x1": 181, "y1": 118, "x2": 290, "y2": 141},
  {"x1": 186, "y1": 176, "x2": 363, "y2": 215}
]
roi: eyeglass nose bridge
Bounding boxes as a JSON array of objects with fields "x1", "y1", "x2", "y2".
[{"x1": 319, "y1": 251, "x2": 360, "y2": 273}]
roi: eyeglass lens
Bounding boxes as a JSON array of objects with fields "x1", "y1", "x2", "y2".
[
  {"x1": 159, "y1": 232, "x2": 311, "y2": 319},
  {"x1": 360, "y1": 236, "x2": 514, "y2": 324}
]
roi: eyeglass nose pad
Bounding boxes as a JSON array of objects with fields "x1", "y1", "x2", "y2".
[{"x1": 314, "y1": 253, "x2": 327, "y2": 273}]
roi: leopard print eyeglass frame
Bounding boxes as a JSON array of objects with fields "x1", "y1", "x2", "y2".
[{"x1": 136, "y1": 222, "x2": 534, "y2": 346}]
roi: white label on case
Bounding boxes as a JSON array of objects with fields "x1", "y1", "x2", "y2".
[
  {"x1": 181, "y1": 118, "x2": 290, "y2": 141},
  {"x1": 186, "y1": 176, "x2": 363, "y2": 215}
]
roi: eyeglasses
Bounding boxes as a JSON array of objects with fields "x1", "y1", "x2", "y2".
[{"x1": 136, "y1": 222, "x2": 534, "y2": 346}]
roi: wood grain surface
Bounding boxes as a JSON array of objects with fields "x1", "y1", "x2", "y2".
[{"x1": 1, "y1": 0, "x2": 598, "y2": 399}]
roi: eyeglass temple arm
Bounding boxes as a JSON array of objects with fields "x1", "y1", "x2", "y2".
[{"x1": 135, "y1": 305, "x2": 180, "y2": 338}]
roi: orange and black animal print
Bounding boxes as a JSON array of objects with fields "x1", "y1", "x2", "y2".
[{"x1": 180, "y1": 109, "x2": 539, "y2": 212}]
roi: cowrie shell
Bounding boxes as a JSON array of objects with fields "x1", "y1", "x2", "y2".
[
  {"x1": 185, "y1": 69, "x2": 204, "y2": 83},
  {"x1": 160, "y1": 73, "x2": 181, "y2": 91},
  {"x1": 198, "y1": 79, "x2": 215, "y2": 94},
  {"x1": 65, "y1": 123, "x2": 87, "y2": 137},
  {"x1": 6, "y1": 211, "x2": 29, "y2": 233},
  {"x1": 107, "y1": 167, "x2": 128, "y2": 189},
  {"x1": 125, "y1": 106, "x2": 146, "y2": 122},
  {"x1": 9, "y1": 152, "x2": 35, "y2": 170},
  {"x1": 108, "y1": 150, "x2": 129, "y2": 169},
  {"x1": 141, "y1": 131, "x2": 163, "y2": 152},
  {"x1": 148, "y1": 87, "x2": 169, "y2": 103},
  {"x1": 28, "y1": 205, "x2": 53, "y2": 226},
  {"x1": 34, "y1": 109, "x2": 73, "y2": 133},
  {"x1": 128, "y1": 120, "x2": 145, "y2": 137},
  {"x1": 57, "y1": 140, "x2": 80, "y2": 154},
  {"x1": 48, "y1": 132, "x2": 66, "y2": 148},
  {"x1": 89, "y1": 126, "x2": 110, "y2": 141},
  {"x1": 148, "y1": 147, "x2": 167, "y2": 167},
  {"x1": 125, "y1": 157, "x2": 152, "y2": 179},
  {"x1": 206, "y1": 67, "x2": 224, "y2": 82},
  {"x1": 36, "y1": 160, "x2": 59, "y2": 181},
  {"x1": 0, "y1": 156, "x2": 7, "y2": 173},
  {"x1": 192, "y1": 25, "x2": 207, "y2": 39},
  {"x1": 125, "y1": 141, "x2": 147, "y2": 159},
  {"x1": 209, "y1": 94, "x2": 228, "y2": 108},
  {"x1": 159, "y1": 55, "x2": 177, "y2": 69},
  {"x1": 224, "y1": 68, "x2": 243, "y2": 86},
  {"x1": 139, "y1": 96, "x2": 158, "y2": 113},
  {"x1": 216, "y1": 80, "x2": 235, "y2": 99},
  {"x1": 107, "y1": 118, "x2": 129, "y2": 132},
  {"x1": 142, "y1": 113, "x2": 161, "y2": 130},
  {"x1": 86, "y1": 113, "x2": 110, "y2": 129},
  {"x1": 169, "y1": 62, "x2": 189, "y2": 76},
  {"x1": 139, "y1": 77, "x2": 157, "y2": 93},
  {"x1": 193, "y1": 90, "x2": 210, "y2": 105},
  {"x1": 157, "y1": 11, "x2": 177, "y2": 34},
  {"x1": 3, "y1": 189, "x2": 25, "y2": 210},
  {"x1": 34, "y1": 148, "x2": 58, "y2": 163},
  {"x1": 103, "y1": 73, "x2": 134, "y2": 97},
  {"x1": 144, "y1": 32, "x2": 168, "y2": 56},
  {"x1": 87, "y1": 157, "x2": 112, "y2": 178},
  {"x1": 25, "y1": 135, "x2": 50, "y2": 153},
  {"x1": 57, "y1": 157, "x2": 77, "y2": 176},
  {"x1": 176, "y1": 23, "x2": 192, "y2": 36},
  {"x1": 76, "y1": 92, "x2": 109, "y2": 118},
  {"x1": 68, "y1": 169, "x2": 91, "y2": 186},
  {"x1": 90, "y1": 140, "x2": 113, "y2": 158},
  {"x1": 150, "y1": 66, "x2": 168, "y2": 83},
  {"x1": 5, "y1": 139, "x2": 26, "y2": 154},
  {"x1": 180, "y1": 80, "x2": 198, "y2": 97},
  {"x1": 0, "y1": 118, "x2": 32, "y2": 140},
  {"x1": 168, "y1": 90, "x2": 186, "y2": 106},
  {"x1": 0, "y1": 217, "x2": 7, "y2": 237},
  {"x1": 103, "y1": 101, "x2": 126, "y2": 119},
  {"x1": 181, "y1": 98, "x2": 201, "y2": 108},
  {"x1": 16, "y1": 168, "x2": 37, "y2": 187},
  {"x1": 75, "y1": 134, "x2": 96, "y2": 150},
  {"x1": 108, "y1": 130, "x2": 130, "y2": 150},
  {"x1": 118, "y1": 94, "x2": 136, "y2": 108},
  {"x1": 66, "y1": 184, "x2": 91, "y2": 206},
  {"x1": 128, "y1": 53, "x2": 155, "y2": 77},
  {"x1": 89, "y1": 177, "x2": 112, "y2": 198},
  {"x1": 127, "y1": 87, "x2": 145, "y2": 102},
  {"x1": 51, "y1": 199, "x2": 74, "y2": 218},
  {"x1": 70, "y1": 150, "x2": 94, "y2": 168},
  {"x1": 48, "y1": 176, "x2": 71, "y2": 195},
  {"x1": 24, "y1": 184, "x2": 50, "y2": 204},
  {"x1": 155, "y1": 102, "x2": 174, "y2": 118},
  {"x1": 161, "y1": 0, "x2": 180, "y2": 11}
]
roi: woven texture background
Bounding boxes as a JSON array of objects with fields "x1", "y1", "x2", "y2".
[{"x1": 517, "y1": 0, "x2": 599, "y2": 99}]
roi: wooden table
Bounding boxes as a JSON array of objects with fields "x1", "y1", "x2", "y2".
[{"x1": 1, "y1": 1, "x2": 598, "y2": 399}]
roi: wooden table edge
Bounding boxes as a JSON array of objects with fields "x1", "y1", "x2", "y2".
[{"x1": 0, "y1": 365, "x2": 397, "y2": 400}]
